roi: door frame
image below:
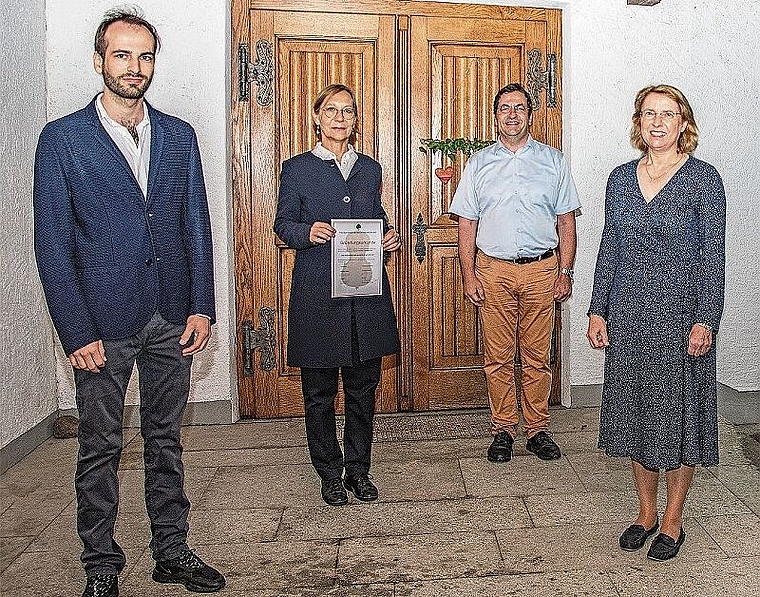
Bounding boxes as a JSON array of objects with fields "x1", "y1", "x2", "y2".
[{"x1": 231, "y1": 0, "x2": 565, "y2": 417}]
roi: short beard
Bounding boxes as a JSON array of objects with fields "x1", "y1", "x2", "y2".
[{"x1": 102, "y1": 70, "x2": 152, "y2": 100}]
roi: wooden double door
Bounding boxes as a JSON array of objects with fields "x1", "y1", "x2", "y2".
[{"x1": 231, "y1": 0, "x2": 564, "y2": 418}]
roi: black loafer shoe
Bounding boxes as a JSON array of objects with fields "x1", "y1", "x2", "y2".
[
  {"x1": 619, "y1": 520, "x2": 659, "y2": 551},
  {"x1": 153, "y1": 548, "x2": 226, "y2": 593},
  {"x1": 487, "y1": 431, "x2": 514, "y2": 462},
  {"x1": 321, "y1": 477, "x2": 349, "y2": 506},
  {"x1": 343, "y1": 473, "x2": 379, "y2": 501},
  {"x1": 82, "y1": 574, "x2": 118, "y2": 597},
  {"x1": 647, "y1": 528, "x2": 686, "y2": 561},
  {"x1": 526, "y1": 431, "x2": 562, "y2": 460}
]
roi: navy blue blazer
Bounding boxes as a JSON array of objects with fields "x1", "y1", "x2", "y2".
[
  {"x1": 33, "y1": 98, "x2": 215, "y2": 355},
  {"x1": 274, "y1": 151, "x2": 400, "y2": 368}
]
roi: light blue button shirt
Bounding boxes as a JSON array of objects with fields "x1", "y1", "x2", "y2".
[{"x1": 449, "y1": 135, "x2": 581, "y2": 260}]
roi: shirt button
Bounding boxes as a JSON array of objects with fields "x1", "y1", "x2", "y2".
[
  {"x1": 145, "y1": 258, "x2": 153, "y2": 266},
  {"x1": 343, "y1": 196, "x2": 351, "y2": 203}
]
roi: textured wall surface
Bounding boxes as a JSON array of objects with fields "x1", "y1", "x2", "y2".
[
  {"x1": 564, "y1": 0, "x2": 760, "y2": 390},
  {"x1": 0, "y1": 0, "x2": 59, "y2": 448},
  {"x1": 27, "y1": 0, "x2": 758, "y2": 429}
]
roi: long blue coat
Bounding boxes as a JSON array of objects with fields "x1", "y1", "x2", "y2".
[
  {"x1": 274, "y1": 151, "x2": 400, "y2": 368},
  {"x1": 33, "y1": 98, "x2": 216, "y2": 356}
]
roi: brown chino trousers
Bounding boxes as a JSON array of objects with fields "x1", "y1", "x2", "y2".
[{"x1": 476, "y1": 251, "x2": 557, "y2": 439}]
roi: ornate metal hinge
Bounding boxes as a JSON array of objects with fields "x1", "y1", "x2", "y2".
[
  {"x1": 242, "y1": 306, "x2": 276, "y2": 375},
  {"x1": 412, "y1": 213, "x2": 428, "y2": 264},
  {"x1": 526, "y1": 49, "x2": 557, "y2": 110},
  {"x1": 238, "y1": 41, "x2": 274, "y2": 106}
]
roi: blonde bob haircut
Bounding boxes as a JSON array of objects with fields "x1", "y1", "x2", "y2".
[
  {"x1": 312, "y1": 84, "x2": 360, "y2": 139},
  {"x1": 630, "y1": 84, "x2": 699, "y2": 155}
]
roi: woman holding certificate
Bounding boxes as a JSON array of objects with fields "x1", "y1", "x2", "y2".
[{"x1": 274, "y1": 84, "x2": 401, "y2": 507}]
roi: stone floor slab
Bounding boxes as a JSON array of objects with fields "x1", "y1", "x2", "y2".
[
  {"x1": 121, "y1": 540, "x2": 338, "y2": 593},
  {"x1": 495, "y1": 518, "x2": 721, "y2": 574},
  {"x1": 525, "y1": 490, "x2": 640, "y2": 526},
  {"x1": 460, "y1": 454, "x2": 585, "y2": 497},
  {"x1": 607, "y1": 554, "x2": 760, "y2": 597},
  {"x1": 697, "y1": 513, "x2": 760, "y2": 557},
  {"x1": 335, "y1": 531, "x2": 503, "y2": 584},
  {"x1": 0, "y1": 495, "x2": 73, "y2": 538},
  {"x1": 0, "y1": 535, "x2": 34, "y2": 573},
  {"x1": 369, "y1": 459, "x2": 467, "y2": 502},
  {"x1": 280, "y1": 496, "x2": 532, "y2": 540}
]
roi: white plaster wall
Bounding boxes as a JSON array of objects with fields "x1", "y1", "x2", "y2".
[
  {"x1": 0, "y1": 0, "x2": 59, "y2": 448},
  {"x1": 45, "y1": 1, "x2": 236, "y2": 413},
  {"x1": 563, "y1": 0, "x2": 760, "y2": 391},
  {"x1": 40, "y1": 0, "x2": 758, "y2": 423}
]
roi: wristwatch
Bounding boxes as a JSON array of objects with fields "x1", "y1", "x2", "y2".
[{"x1": 559, "y1": 267, "x2": 574, "y2": 282}]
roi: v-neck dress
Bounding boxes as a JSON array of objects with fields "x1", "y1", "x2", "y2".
[{"x1": 588, "y1": 156, "x2": 726, "y2": 469}]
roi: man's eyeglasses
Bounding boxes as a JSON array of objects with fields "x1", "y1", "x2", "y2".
[
  {"x1": 497, "y1": 103, "x2": 528, "y2": 114},
  {"x1": 640, "y1": 110, "x2": 681, "y2": 122},
  {"x1": 321, "y1": 106, "x2": 356, "y2": 120}
]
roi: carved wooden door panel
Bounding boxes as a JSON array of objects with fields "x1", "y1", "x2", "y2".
[
  {"x1": 234, "y1": 9, "x2": 398, "y2": 417},
  {"x1": 408, "y1": 13, "x2": 563, "y2": 410}
]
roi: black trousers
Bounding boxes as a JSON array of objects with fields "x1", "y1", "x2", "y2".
[
  {"x1": 300, "y1": 358, "x2": 381, "y2": 481},
  {"x1": 73, "y1": 312, "x2": 192, "y2": 575}
]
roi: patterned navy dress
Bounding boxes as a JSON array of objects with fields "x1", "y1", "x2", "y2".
[{"x1": 588, "y1": 156, "x2": 726, "y2": 469}]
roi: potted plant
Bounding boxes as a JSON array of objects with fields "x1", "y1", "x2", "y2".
[{"x1": 419, "y1": 137, "x2": 495, "y2": 183}]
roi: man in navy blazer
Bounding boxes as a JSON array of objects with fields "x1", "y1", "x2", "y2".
[{"x1": 33, "y1": 8, "x2": 224, "y2": 597}]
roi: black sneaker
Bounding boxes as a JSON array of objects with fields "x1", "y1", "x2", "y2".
[
  {"x1": 487, "y1": 431, "x2": 514, "y2": 462},
  {"x1": 152, "y1": 548, "x2": 226, "y2": 593},
  {"x1": 82, "y1": 574, "x2": 118, "y2": 597},
  {"x1": 343, "y1": 473, "x2": 379, "y2": 501},
  {"x1": 321, "y1": 477, "x2": 349, "y2": 506},
  {"x1": 526, "y1": 431, "x2": 562, "y2": 460}
]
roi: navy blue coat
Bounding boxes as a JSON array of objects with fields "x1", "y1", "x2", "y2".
[
  {"x1": 274, "y1": 151, "x2": 400, "y2": 368},
  {"x1": 33, "y1": 98, "x2": 215, "y2": 356}
]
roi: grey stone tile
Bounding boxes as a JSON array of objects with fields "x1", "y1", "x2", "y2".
[
  {"x1": 0, "y1": 535, "x2": 34, "y2": 573},
  {"x1": 372, "y1": 438, "x2": 484, "y2": 462},
  {"x1": 182, "y1": 446, "x2": 311, "y2": 469},
  {"x1": 121, "y1": 540, "x2": 338, "y2": 592},
  {"x1": 525, "y1": 491, "x2": 640, "y2": 526},
  {"x1": 567, "y1": 452, "x2": 724, "y2": 493},
  {"x1": 196, "y1": 464, "x2": 323, "y2": 509},
  {"x1": 549, "y1": 430, "x2": 602, "y2": 455},
  {"x1": 280, "y1": 496, "x2": 531, "y2": 540},
  {"x1": 495, "y1": 518, "x2": 721, "y2": 574},
  {"x1": 0, "y1": 546, "x2": 145, "y2": 597},
  {"x1": 117, "y1": 467, "x2": 218, "y2": 512},
  {"x1": 0, "y1": 495, "x2": 73, "y2": 538},
  {"x1": 697, "y1": 513, "x2": 760, "y2": 557},
  {"x1": 335, "y1": 531, "x2": 503, "y2": 584},
  {"x1": 370, "y1": 458, "x2": 467, "y2": 502},
  {"x1": 710, "y1": 463, "x2": 760, "y2": 498},
  {"x1": 681, "y1": 481, "x2": 754, "y2": 518},
  {"x1": 188, "y1": 507, "x2": 282, "y2": 544},
  {"x1": 547, "y1": 406, "x2": 600, "y2": 433},
  {"x1": 607, "y1": 554, "x2": 760, "y2": 597},
  {"x1": 396, "y1": 569, "x2": 620, "y2": 597},
  {"x1": 179, "y1": 420, "x2": 308, "y2": 450},
  {"x1": 460, "y1": 454, "x2": 585, "y2": 497}
]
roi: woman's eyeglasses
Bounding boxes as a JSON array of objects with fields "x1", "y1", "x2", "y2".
[
  {"x1": 640, "y1": 110, "x2": 681, "y2": 122},
  {"x1": 321, "y1": 106, "x2": 356, "y2": 120}
]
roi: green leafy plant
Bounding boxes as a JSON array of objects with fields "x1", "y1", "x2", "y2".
[{"x1": 418, "y1": 137, "x2": 495, "y2": 162}]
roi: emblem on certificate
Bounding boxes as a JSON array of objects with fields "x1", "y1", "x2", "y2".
[{"x1": 331, "y1": 219, "x2": 383, "y2": 298}]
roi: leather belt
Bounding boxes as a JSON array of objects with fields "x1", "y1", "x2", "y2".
[{"x1": 501, "y1": 249, "x2": 555, "y2": 265}]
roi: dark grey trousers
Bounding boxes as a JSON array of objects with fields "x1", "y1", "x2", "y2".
[{"x1": 73, "y1": 311, "x2": 192, "y2": 575}]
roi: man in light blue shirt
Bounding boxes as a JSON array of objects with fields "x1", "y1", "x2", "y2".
[{"x1": 449, "y1": 82, "x2": 580, "y2": 464}]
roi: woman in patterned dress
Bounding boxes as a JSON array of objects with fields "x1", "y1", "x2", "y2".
[{"x1": 587, "y1": 84, "x2": 726, "y2": 561}]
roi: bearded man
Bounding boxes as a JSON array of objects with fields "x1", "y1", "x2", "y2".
[{"x1": 33, "y1": 8, "x2": 224, "y2": 596}]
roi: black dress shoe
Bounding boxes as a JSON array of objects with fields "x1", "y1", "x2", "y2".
[
  {"x1": 343, "y1": 473, "x2": 379, "y2": 501},
  {"x1": 647, "y1": 528, "x2": 686, "y2": 561},
  {"x1": 487, "y1": 431, "x2": 514, "y2": 462},
  {"x1": 82, "y1": 574, "x2": 118, "y2": 597},
  {"x1": 526, "y1": 431, "x2": 562, "y2": 460},
  {"x1": 619, "y1": 520, "x2": 659, "y2": 551},
  {"x1": 321, "y1": 477, "x2": 349, "y2": 506},
  {"x1": 153, "y1": 548, "x2": 226, "y2": 593}
]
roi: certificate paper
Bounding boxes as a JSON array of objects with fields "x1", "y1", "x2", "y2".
[{"x1": 331, "y1": 219, "x2": 383, "y2": 298}]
